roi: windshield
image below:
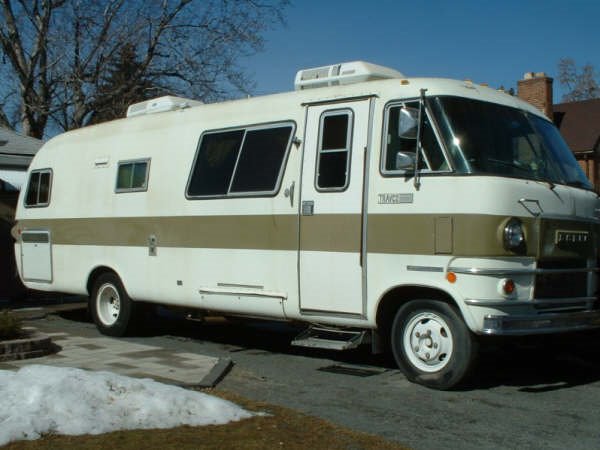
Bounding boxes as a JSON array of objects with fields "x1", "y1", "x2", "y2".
[{"x1": 429, "y1": 96, "x2": 593, "y2": 189}]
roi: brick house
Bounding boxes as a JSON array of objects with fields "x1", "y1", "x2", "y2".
[
  {"x1": 553, "y1": 99, "x2": 600, "y2": 190},
  {"x1": 517, "y1": 73, "x2": 600, "y2": 192}
]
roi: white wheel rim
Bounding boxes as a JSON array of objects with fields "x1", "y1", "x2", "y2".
[
  {"x1": 96, "y1": 283, "x2": 121, "y2": 326},
  {"x1": 403, "y1": 311, "x2": 454, "y2": 373}
]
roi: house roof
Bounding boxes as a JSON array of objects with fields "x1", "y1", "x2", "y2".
[
  {"x1": 553, "y1": 98, "x2": 600, "y2": 154},
  {"x1": 0, "y1": 127, "x2": 42, "y2": 169}
]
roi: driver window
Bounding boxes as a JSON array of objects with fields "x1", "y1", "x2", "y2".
[{"x1": 383, "y1": 102, "x2": 448, "y2": 173}]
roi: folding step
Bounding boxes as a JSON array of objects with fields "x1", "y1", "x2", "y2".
[{"x1": 291, "y1": 326, "x2": 368, "y2": 351}]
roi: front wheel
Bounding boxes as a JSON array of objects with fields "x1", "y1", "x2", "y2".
[
  {"x1": 391, "y1": 300, "x2": 477, "y2": 390},
  {"x1": 90, "y1": 272, "x2": 135, "y2": 337}
]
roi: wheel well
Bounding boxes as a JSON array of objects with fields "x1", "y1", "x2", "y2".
[
  {"x1": 375, "y1": 286, "x2": 457, "y2": 347},
  {"x1": 86, "y1": 266, "x2": 117, "y2": 296}
]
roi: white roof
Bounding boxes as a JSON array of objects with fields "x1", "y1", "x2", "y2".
[
  {"x1": 0, "y1": 169, "x2": 26, "y2": 190},
  {"x1": 0, "y1": 127, "x2": 43, "y2": 169}
]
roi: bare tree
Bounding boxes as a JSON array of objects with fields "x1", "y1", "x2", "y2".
[
  {"x1": 558, "y1": 58, "x2": 600, "y2": 102},
  {"x1": 0, "y1": 0, "x2": 288, "y2": 138}
]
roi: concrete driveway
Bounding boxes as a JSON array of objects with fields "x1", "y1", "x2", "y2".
[{"x1": 9, "y1": 300, "x2": 600, "y2": 450}]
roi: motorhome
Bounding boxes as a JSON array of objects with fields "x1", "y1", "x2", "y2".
[{"x1": 12, "y1": 61, "x2": 600, "y2": 389}]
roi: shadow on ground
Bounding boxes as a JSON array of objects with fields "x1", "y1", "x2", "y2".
[{"x1": 47, "y1": 302, "x2": 600, "y2": 392}]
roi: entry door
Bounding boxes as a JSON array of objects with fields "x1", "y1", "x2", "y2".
[{"x1": 299, "y1": 99, "x2": 371, "y2": 316}]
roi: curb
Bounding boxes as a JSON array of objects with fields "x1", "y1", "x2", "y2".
[
  {"x1": 195, "y1": 357, "x2": 233, "y2": 388},
  {"x1": 0, "y1": 327, "x2": 55, "y2": 362},
  {"x1": 11, "y1": 307, "x2": 48, "y2": 321}
]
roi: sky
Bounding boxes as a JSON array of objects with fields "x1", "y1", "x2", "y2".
[
  {"x1": 244, "y1": 0, "x2": 600, "y2": 103},
  {"x1": 0, "y1": 365, "x2": 252, "y2": 446}
]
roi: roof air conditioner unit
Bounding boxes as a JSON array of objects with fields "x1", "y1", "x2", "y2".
[
  {"x1": 126, "y1": 96, "x2": 203, "y2": 118},
  {"x1": 294, "y1": 61, "x2": 404, "y2": 90}
]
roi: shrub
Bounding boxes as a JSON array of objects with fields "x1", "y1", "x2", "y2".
[{"x1": 0, "y1": 310, "x2": 22, "y2": 340}]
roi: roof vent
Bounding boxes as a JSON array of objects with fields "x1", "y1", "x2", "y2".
[
  {"x1": 126, "y1": 96, "x2": 203, "y2": 118},
  {"x1": 294, "y1": 61, "x2": 404, "y2": 90}
]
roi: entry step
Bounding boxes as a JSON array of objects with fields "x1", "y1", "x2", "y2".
[{"x1": 291, "y1": 326, "x2": 368, "y2": 351}]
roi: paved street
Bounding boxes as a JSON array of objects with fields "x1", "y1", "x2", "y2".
[{"x1": 13, "y1": 301, "x2": 600, "y2": 450}]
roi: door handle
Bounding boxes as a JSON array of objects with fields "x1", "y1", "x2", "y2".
[{"x1": 284, "y1": 181, "x2": 295, "y2": 207}]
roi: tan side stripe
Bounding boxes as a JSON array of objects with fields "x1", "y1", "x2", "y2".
[
  {"x1": 368, "y1": 214, "x2": 538, "y2": 257},
  {"x1": 300, "y1": 214, "x2": 361, "y2": 253},
  {"x1": 19, "y1": 216, "x2": 299, "y2": 251},
  {"x1": 16, "y1": 213, "x2": 563, "y2": 258}
]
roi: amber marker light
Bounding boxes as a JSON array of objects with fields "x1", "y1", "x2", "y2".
[
  {"x1": 501, "y1": 278, "x2": 516, "y2": 295},
  {"x1": 446, "y1": 272, "x2": 457, "y2": 283}
]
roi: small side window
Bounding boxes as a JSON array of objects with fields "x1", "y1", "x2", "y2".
[
  {"x1": 24, "y1": 169, "x2": 52, "y2": 207},
  {"x1": 316, "y1": 110, "x2": 353, "y2": 191},
  {"x1": 116, "y1": 159, "x2": 150, "y2": 192}
]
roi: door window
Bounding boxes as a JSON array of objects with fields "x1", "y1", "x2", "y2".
[{"x1": 315, "y1": 110, "x2": 353, "y2": 191}]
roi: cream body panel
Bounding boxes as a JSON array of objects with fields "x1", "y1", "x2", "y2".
[
  {"x1": 42, "y1": 244, "x2": 299, "y2": 319},
  {"x1": 369, "y1": 175, "x2": 591, "y2": 219}
]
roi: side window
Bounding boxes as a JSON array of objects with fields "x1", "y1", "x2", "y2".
[
  {"x1": 187, "y1": 123, "x2": 294, "y2": 198},
  {"x1": 383, "y1": 102, "x2": 448, "y2": 174},
  {"x1": 116, "y1": 159, "x2": 150, "y2": 192},
  {"x1": 187, "y1": 130, "x2": 244, "y2": 196},
  {"x1": 25, "y1": 169, "x2": 52, "y2": 207},
  {"x1": 230, "y1": 127, "x2": 293, "y2": 193},
  {"x1": 316, "y1": 110, "x2": 352, "y2": 191}
]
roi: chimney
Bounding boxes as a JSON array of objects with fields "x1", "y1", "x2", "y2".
[{"x1": 517, "y1": 72, "x2": 553, "y2": 119}]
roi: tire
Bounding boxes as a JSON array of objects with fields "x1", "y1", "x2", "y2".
[
  {"x1": 90, "y1": 272, "x2": 135, "y2": 337},
  {"x1": 391, "y1": 300, "x2": 478, "y2": 390}
]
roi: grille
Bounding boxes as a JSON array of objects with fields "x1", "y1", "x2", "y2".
[{"x1": 534, "y1": 259, "x2": 588, "y2": 300}]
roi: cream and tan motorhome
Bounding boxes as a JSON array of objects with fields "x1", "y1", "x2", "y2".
[{"x1": 12, "y1": 61, "x2": 600, "y2": 389}]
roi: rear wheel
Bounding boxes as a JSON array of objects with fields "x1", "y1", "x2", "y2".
[
  {"x1": 90, "y1": 272, "x2": 135, "y2": 337},
  {"x1": 391, "y1": 300, "x2": 477, "y2": 390}
]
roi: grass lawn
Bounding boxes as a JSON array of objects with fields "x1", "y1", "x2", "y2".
[{"x1": 2, "y1": 390, "x2": 409, "y2": 450}]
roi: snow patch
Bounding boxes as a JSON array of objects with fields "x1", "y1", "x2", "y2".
[{"x1": 0, "y1": 365, "x2": 253, "y2": 446}]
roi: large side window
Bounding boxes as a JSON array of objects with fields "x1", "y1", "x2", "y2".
[
  {"x1": 230, "y1": 127, "x2": 293, "y2": 193},
  {"x1": 382, "y1": 102, "x2": 449, "y2": 174},
  {"x1": 25, "y1": 169, "x2": 52, "y2": 207},
  {"x1": 116, "y1": 159, "x2": 150, "y2": 192},
  {"x1": 187, "y1": 123, "x2": 294, "y2": 198},
  {"x1": 316, "y1": 110, "x2": 352, "y2": 191}
]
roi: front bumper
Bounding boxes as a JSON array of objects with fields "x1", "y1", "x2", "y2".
[
  {"x1": 481, "y1": 309, "x2": 600, "y2": 335},
  {"x1": 451, "y1": 261, "x2": 599, "y2": 335}
]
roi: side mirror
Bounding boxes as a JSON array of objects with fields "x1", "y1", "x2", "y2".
[
  {"x1": 395, "y1": 151, "x2": 415, "y2": 170},
  {"x1": 398, "y1": 107, "x2": 419, "y2": 139}
]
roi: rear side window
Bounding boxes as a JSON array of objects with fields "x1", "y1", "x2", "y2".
[
  {"x1": 187, "y1": 122, "x2": 294, "y2": 198},
  {"x1": 316, "y1": 110, "x2": 352, "y2": 191},
  {"x1": 25, "y1": 169, "x2": 52, "y2": 207},
  {"x1": 116, "y1": 159, "x2": 150, "y2": 192}
]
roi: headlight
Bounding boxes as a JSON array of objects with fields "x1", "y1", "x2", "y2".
[{"x1": 503, "y1": 218, "x2": 525, "y2": 251}]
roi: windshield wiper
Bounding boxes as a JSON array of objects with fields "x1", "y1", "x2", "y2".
[
  {"x1": 487, "y1": 158, "x2": 531, "y2": 173},
  {"x1": 565, "y1": 180, "x2": 591, "y2": 189}
]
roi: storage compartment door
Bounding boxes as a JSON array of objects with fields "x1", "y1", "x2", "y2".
[{"x1": 21, "y1": 230, "x2": 52, "y2": 282}]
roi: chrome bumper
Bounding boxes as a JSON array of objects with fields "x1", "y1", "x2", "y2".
[
  {"x1": 481, "y1": 310, "x2": 600, "y2": 335},
  {"x1": 454, "y1": 261, "x2": 599, "y2": 335}
]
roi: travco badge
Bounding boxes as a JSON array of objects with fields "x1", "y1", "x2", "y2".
[
  {"x1": 555, "y1": 230, "x2": 589, "y2": 245},
  {"x1": 378, "y1": 193, "x2": 413, "y2": 204}
]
